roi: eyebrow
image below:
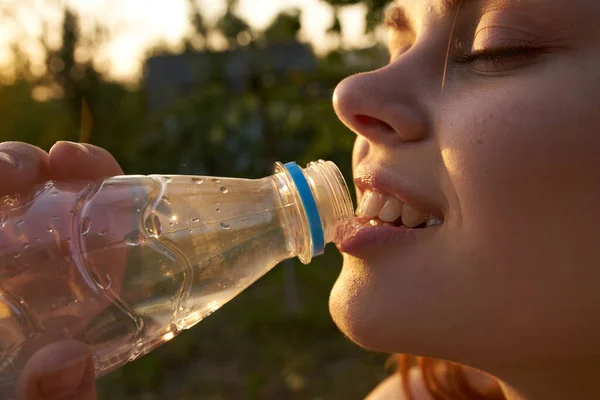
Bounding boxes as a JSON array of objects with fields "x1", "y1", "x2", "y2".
[{"x1": 385, "y1": 0, "x2": 493, "y2": 31}]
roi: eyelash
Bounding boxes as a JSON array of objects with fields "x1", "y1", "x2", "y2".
[{"x1": 451, "y1": 45, "x2": 547, "y2": 72}]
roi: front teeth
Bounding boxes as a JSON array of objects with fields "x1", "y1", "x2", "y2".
[
  {"x1": 356, "y1": 191, "x2": 386, "y2": 219},
  {"x1": 357, "y1": 191, "x2": 443, "y2": 228},
  {"x1": 379, "y1": 197, "x2": 403, "y2": 222}
]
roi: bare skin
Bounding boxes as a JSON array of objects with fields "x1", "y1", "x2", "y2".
[
  {"x1": 330, "y1": 0, "x2": 600, "y2": 399},
  {"x1": 0, "y1": 141, "x2": 122, "y2": 400}
]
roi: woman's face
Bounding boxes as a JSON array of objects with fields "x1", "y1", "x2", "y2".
[{"x1": 330, "y1": 0, "x2": 600, "y2": 371}]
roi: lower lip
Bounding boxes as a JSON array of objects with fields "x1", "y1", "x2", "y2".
[{"x1": 336, "y1": 219, "x2": 442, "y2": 257}]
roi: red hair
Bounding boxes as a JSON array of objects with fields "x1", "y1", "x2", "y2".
[{"x1": 395, "y1": 354, "x2": 506, "y2": 400}]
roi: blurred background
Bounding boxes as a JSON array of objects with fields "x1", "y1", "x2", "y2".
[{"x1": 0, "y1": 0, "x2": 394, "y2": 398}]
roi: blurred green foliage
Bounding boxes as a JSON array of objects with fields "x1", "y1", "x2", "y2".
[{"x1": 0, "y1": 1, "x2": 394, "y2": 398}]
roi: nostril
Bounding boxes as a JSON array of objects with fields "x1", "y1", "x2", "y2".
[{"x1": 355, "y1": 114, "x2": 394, "y2": 132}]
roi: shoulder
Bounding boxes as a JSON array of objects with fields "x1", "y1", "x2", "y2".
[{"x1": 364, "y1": 368, "x2": 435, "y2": 400}]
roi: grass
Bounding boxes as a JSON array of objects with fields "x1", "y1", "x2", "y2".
[{"x1": 97, "y1": 245, "x2": 390, "y2": 399}]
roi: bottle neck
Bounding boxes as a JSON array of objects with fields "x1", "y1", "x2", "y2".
[{"x1": 274, "y1": 160, "x2": 353, "y2": 264}]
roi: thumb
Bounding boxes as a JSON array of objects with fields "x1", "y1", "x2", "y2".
[{"x1": 17, "y1": 340, "x2": 97, "y2": 400}]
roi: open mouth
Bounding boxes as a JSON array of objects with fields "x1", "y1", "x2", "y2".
[{"x1": 356, "y1": 191, "x2": 444, "y2": 229}]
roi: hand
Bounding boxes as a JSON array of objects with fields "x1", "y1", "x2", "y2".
[{"x1": 0, "y1": 141, "x2": 122, "y2": 400}]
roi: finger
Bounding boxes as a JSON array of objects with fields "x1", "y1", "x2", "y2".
[
  {"x1": 0, "y1": 142, "x2": 52, "y2": 197},
  {"x1": 16, "y1": 340, "x2": 97, "y2": 400},
  {"x1": 49, "y1": 142, "x2": 123, "y2": 181}
]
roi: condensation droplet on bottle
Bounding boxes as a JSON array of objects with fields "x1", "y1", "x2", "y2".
[
  {"x1": 192, "y1": 218, "x2": 200, "y2": 223},
  {"x1": 124, "y1": 230, "x2": 143, "y2": 246},
  {"x1": 18, "y1": 297, "x2": 25, "y2": 305},
  {"x1": 0, "y1": 215, "x2": 6, "y2": 228},
  {"x1": 81, "y1": 217, "x2": 92, "y2": 235},
  {"x1": 51, "y1": 215, "x2": 59, "y2": 220},
  {"x1": 220, "y1": 223, "x2": 231, "y2": 230},
  {"x1": 68, "y1": 209, "x2": 74, "y2": 215},
  {"x1": 98, "y1": 231, "x2": 106, "y2": 236},
  {"x1": 23, "y1": 242, "x2": 30, "y2": 249},
  {"x1": 216, "y1": 208, "x2": 221, "y2": 213},
  {"x1": 47, "y1": 227, "x2": 53, "y2": 233},
  {"x1": 13, "y1": 253, "x2": 21, "y2": 259},
  {"x1": 192, "y1": 177, "x2": 204, "y2": 184},
  {"x1": 16, "y1": 220, "x2": 24, "y2": 226},
  {"x1": 161, "y1": 195, "x2": 171, "y2": 205},
  {"x1": 3, "y1": 196, "x2": 18, "y2": 207},
  {"x1": 212, "y1": 178, "x2": 221, "y2": 184},
  {"x1": 219, "y1": 187, "x2": 228, "y2": 194}
]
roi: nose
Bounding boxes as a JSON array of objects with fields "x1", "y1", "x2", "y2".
[{"x1": 333, "y1": 63, "x2": 428, "y2": 145}]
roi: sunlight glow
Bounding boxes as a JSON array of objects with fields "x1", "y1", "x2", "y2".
[{"x1": 0, "y1": 0, "x2": 375, "y2": 82}]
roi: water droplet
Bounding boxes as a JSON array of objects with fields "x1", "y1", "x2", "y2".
[
  {"x1": 0, "y1": 215, "x2": 6, "y2": 228},
  {"x1": 23, "y1": 242, "x2": 30, "y2": 249},
  {"x1": 13, "y1": 253, "x2": 21, "y2": 259},
  {"x1": 18, "y1": 297, "x2": 25, "y2": 305},
  {"x1": 124, "y1": 230, "x2": 144, "y2": 246},
  {"x1": 220, "y1": 223, "x2": 231, "y2": 230},
  {"x1": 16, "y1": 220, "x2": 24, "y2": 225},
  {"x1": 161, "y1": 195, "x2": 171, "y2": 205},
  {"x1": 81, "y1": 217, "x2": 92, "y2": 235},
  {"x1": 68, "y1": 209, "x2": 74, "y2": 215},
  {"x1": 136, "y1": 207, "x2": 141, "y2": 213},
  {"x1": 3, "y1": 196, "x2": 18, "y2": 206},
  {"x1": 192, "y1": 218, "x2": 200, "y2": 223},
  {"x1": 192, "y1": 177, "x2": 204, "y2": 184},
  {"x1": 212, "y1": 178, "x2": 221, "y2": 184},
  {"x1": 34, "y1": 237, "x2": 40, "y2": 242},
  {"x1": 51, "y1": 215, "x2": 59, "y2": 220},
  {"x1": 47, "y1": 227, "x2": 53, "y2": 233},
  {"x1": 220, "y1": 187, "x2": 228, "y2": 194},
  {"x1": 216, "y1": 208, "x2": 221, "y2": 213},
  {"x1": 98, "y1": 231, "x2": 106, "y2": 236}
]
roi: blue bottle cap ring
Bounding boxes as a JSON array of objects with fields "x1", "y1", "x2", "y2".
[{"x1": 284, "y1": 162, "x2": 325, "y2": 257}]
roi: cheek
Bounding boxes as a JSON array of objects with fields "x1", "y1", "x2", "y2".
[{"x1": 442, "y1": 71, "x2": 600, "y2": 231}]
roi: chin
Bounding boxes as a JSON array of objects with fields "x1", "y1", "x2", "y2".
[
  {"x1": 328, "y1": 252, "x2": 484, "y2": 363},
  {"x1": 328, "y1": 254, "x2": 418, "y2": 354}
]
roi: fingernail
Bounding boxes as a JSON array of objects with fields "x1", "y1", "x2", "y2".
[
  {"x1": 56, "y1": 141, "x2": 91, "y2": 156},
  {"x1": 38, "y1": 355, "x2": 88, "y2": 398},
  {"x1": 0, "y1": 151, "x2": 18, "y2": 167}
]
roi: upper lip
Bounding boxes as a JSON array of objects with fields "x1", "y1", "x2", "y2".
[{"x1": 353, "y1": 163, "x2": 445, "y2": 219}]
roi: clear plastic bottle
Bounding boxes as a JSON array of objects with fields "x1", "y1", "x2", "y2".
[{"x1": 0, "y1": 160, "x2": 353, "y2": 397}]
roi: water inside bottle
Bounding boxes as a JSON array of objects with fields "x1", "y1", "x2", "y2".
[{"x1": 0, "y1": 174, "x2": 297, "y2": 383}]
